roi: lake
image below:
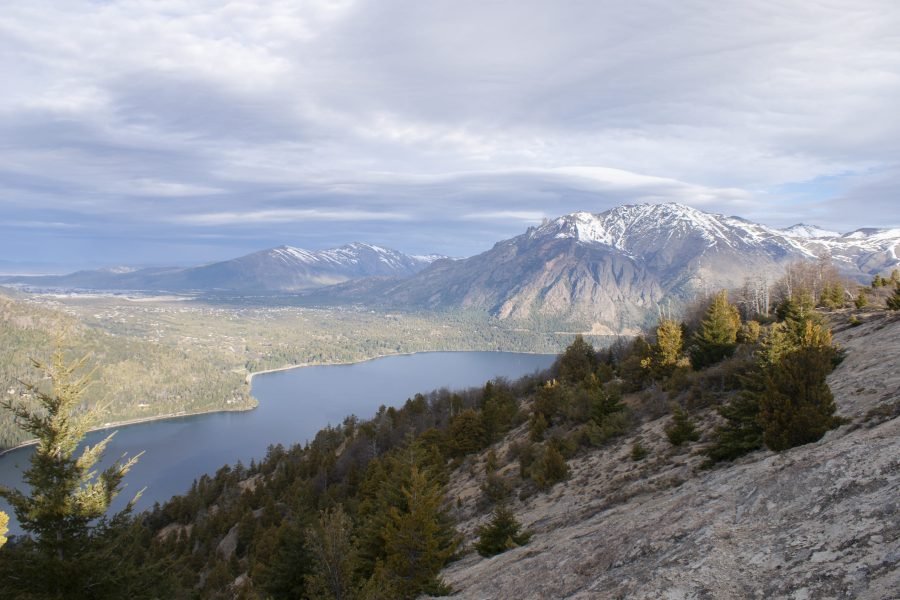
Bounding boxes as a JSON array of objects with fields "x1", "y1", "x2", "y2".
[{"x1": 0, "y1": 351, "x2": 555, "y2": 535}]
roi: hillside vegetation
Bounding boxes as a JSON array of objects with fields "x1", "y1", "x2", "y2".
[
  {"x1": 1, "y1": 266, "x2": 897, "y2": 598},
  {"x1": 0, "y1": 294, "x2": 254, "y2": 449},
  {"x1": 0, "y1": 290, "x2": 608, "y2": 450}
]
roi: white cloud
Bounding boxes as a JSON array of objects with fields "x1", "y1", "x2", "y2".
[
  {"x1": 0, "y1": 0, "x2": 898, "y2": 264},
  {"x1": 174, "y1": 208, "x2": 411, "y2": 226}
]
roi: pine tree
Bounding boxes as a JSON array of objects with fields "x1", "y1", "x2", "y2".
[
  {"x1": 557, "y1": 335, "x2": 596, "y2": 383},
  {"x1": 0, "y1": 347, "x2": 144, "y2": 598},
  {"x1": 703, "y1": 390, "x2": 763, "y2": 464},
  {"x1": 0, "y1": 511, "x2": 7, "y2": 548},
  {"x1": 655, "y1": 318, "x2": 683, "y2": 368},
  {"x1": 758, "y1": 345, "x2": 838, "y2": 451},
  {"x1": 372, "y1": 466, "x2": 457, "y2": 598},
  {"x1": 855, "y1": 289, "x2": 868, "y2": 309},
  {"x1": 306, "y1": 506, "x2": 358, "y2": 600},
  {"x1": 480, "y1": 382, "x2": 518, "y2": 444},
  {"x1": 531, "y1": 445, "x2": 569, "y2": 490},
  {"x1": 709, "y1": 309, "x2": 839, "y2": 460},
  {"x1": 474, "y1": 504, "x2": 532, "y2": 557},
  {"x1": 356, "y1": 442, "x2": 455, "y2": 593},
  {"x1": 690, "y1": 290, "x2": 742, "y2": 369},
  {"x1": 665, "y1": 405, "x2": 700, "y2": 446},
  {"x1": 448, "y1": 409, "x2": 486, "y2": 457},
  {"x1": 887, "y1": 285, "x2": 900, "y2": 311}
]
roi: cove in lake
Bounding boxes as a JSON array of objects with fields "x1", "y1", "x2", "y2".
[{"x1": 0, "y1": 351, "x2": 555, "y2": 535}]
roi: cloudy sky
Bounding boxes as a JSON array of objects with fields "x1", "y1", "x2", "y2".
[{"x1": 1, "y1": 0, "x2": 899, "y2": 270}]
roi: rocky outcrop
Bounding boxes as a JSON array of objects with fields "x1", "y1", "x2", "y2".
[{"x1": 434, "y1": 313, "x2": 900, "y2": 599}]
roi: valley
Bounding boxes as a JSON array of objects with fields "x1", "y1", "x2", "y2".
[{"x1": 0, "y1": 289, "x2": 603, "y2": 449}]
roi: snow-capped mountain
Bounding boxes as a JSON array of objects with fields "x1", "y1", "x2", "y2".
[
  {"x1": 780, "y1": 224, "x2": 840, "y2": 239},
  {"x1": 321, "y1": 203, "x2": 900, "y2": 333},
  {"x1": 3, "y1": 243, "x2": 441, "y2": 292}
]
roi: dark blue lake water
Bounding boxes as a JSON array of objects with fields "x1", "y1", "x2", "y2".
[{"x1": 0, "y1": 351, "x2": 554, "y2": 535}]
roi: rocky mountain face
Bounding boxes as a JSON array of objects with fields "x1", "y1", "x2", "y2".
[
  {"x1": 2, "y1": 243, "x2": 440, "y2": 292},
  {"x1": 6, "y1": 203, "x2": 899, "y2": 333},
  {"x1": 433, "y1": 312, "x2": 900, "y2": 599},
  {"x1": 334, "y1": 203, "x2": 900, "y2": 333}
]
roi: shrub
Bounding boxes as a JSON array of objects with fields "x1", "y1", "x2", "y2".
[
  {"x1": 665, "y1": 405, "x2": 700, "y2": 446},
  {"x1": 630, "y1": 441, "x2": 649, "y2": 461},
  {"x1": 474, "y1": 504, "x2": 532, "y2": 558}
]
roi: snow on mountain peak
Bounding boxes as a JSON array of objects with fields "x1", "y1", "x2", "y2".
[{"x1": 781, "y1": 224, "x2": 840, "y2": 239}]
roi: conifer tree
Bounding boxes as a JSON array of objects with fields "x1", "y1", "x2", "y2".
[
  {"x1": 557, "y1": 335, "x2": 596, "y2": 383},
  {"x1": 0, "y1": 347, "x2": 144, "y2": 598},
  {"x1": 690, "y1": 290, "x2": 741, "y2": 369},
  {"x1": 655, "y1": 318, "x2": 683, "y2": 368},
  {"x1": 703, "y1": 390, "x2": 763, "y2": 464},
  {"x1": 448, "y1": 409, "x2": 486, "y2": 457},
  {"x1": 307, "y1": 506, "x2": 358, "y2": 600},
  {"x1": 665, "y1": 405, "x2": 700, "y2": 446},
  {"x1": 0, "y1": 510, "x2": 7, "y2": 548},
  {"x1": 757, "y1": 345, "x2": 837, "y2": 451},
  {"x1": 474, "y1": 504, "x2": 532, "y2": 557},
  {"x1": 532, "y1": 445, "x2": 569, "y2": 489},
  {"x1": 480, "y1": 382, "x2": 518, "y2": 444},
  {"x1": 887, "y1": 284, "x2": 900, "y2": 311},
  {"x1": 855, "y1": 289, "x2": 868, "y2": 309},
  {"x1": 369, "y1": 466, "x2": 457, "y2": 598},
  {"x1": 356, "y1": 442, "x2": 456, "y2": 595}
]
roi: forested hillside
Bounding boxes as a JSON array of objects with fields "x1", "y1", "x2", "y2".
[
  {"x1": 0, "y1": 294, "x2": 254, "y2": 449},
  {"x1": 4, "y1": 260, "x2": 896, "y2": 598},
  {"x1": 0, "y1": 290, "x2": 612, "y2": 450}
]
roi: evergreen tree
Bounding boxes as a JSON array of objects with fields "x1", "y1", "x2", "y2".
[
  {"x1": 887, "y1": 284, "x2": 900, "y2": 311},
  {"x1": 447, "y1": 409, "x2": 486, "y2": 457},
  {"x1": 356, "y1": 442, "x2": 455, "y2": 591},
  {"x1": 557, "y1": 335, "x2": 596, "y2": 383},
  {"x1": 531, "y1": 445, "x2": 569, "y2": 490},
  {"x1": 480, "y1": 382, "x2": 518, "y2": 444},
  {"x1": 0, "y1": 347, "x2": 144, "y2": 598},
  {"x1": 306, "y1": 505, "x2": 358, "y2": 600},
  {"x1": 370, "y1": 466, "x2": 457, "y2": 598},
  {"x1": 855, "y1": 289, "x2": 868, "y2": 309},
  {"x1": 690, "y1": 290, "x2": 741, "y2": 369},
  {"x1": 474, "y1": 504, "x2": 532, "y2": 557},
  {"x1": 588, "y1": 381, "x2": 624, "y2": 426},
  {"x1": 254, "y1": 518, "x2": 315, "y2": 599},
  {"x1": 665, "y1": 405, "x2": 700, "y2": 446},
  {"x1": 703, "y1": 390, "x2": 763, "y2": 464},
  {"x1": 758, "y1": 345, "x2": 838, "y2": 451},
  {"x1": 655, "y1": 318, "x2": 683, "y2": 368}
]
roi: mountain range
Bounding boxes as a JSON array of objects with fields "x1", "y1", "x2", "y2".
[
  {"x1": 2, "y1": 243, "x2": 442, "y2": 292},
  {"x1": 5, "y1": 203, "x2": 899, "y2": 333},
  {"x1": 310, "y1": 203, "x2": 900, "y2": 333}
]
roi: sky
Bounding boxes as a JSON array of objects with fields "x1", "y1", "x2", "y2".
[{"x1": 1, "y1": 0, "x2": 899, "y2": 271}]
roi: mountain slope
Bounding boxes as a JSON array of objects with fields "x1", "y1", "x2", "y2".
[
  {"x1": 3, "y1": 243, "x2": 439, "y2": 292},
  {"x1": 336, "y1": 203, "x2": 900, "y2": 332},
  {"x1": 433, "y1": 313, "x2": 900, "y2": 599}
]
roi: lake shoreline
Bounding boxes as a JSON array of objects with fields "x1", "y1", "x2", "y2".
[
  {"x1": 244, "y1": 348, "x2": 557, "y2": 384},
  {"x1": 2, "y1": 349, "x2": 558, "y2": 456},
  {"x1": 0, "y1": 404, "x2": 258, "y2": 457}
]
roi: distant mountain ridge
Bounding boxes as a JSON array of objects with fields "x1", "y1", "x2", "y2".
[
  {"x1": 2, "y1": 242, "x2": 441, "y2": 292},
  {"x1": 4, "y1": 203, "x2": 899, "y2": 334},
  {"x1": 311, "y1": 203, "x2": 900, "y2": 333}
]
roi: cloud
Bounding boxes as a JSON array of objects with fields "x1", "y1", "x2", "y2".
[
  {"x1": 174, "y1": 208, "x2": 412, "y2": 226},
  {"x1": 0, "y1": 0, "x2": 898, "y2": 266}
]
